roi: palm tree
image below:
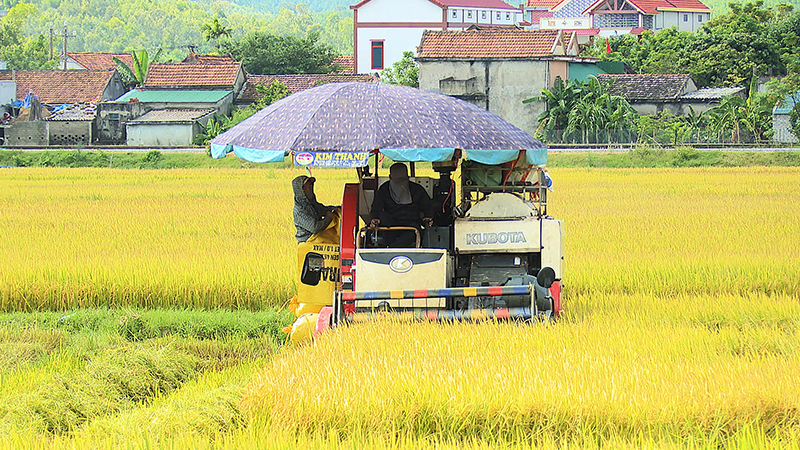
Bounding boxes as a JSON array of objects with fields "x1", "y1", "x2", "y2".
[
  {"x1": 201, "y1": 17, "x2": 232, "y2": 51},
  {"x1": 680, "y1": 106, "x2": 705, "y2": 144},
  {"x1": 526, "y1": 77, "x2": 582, "y2": 142},
  {"x1": 708, "y1": 96, "x2": 748, "y2": 143},
  {"x1": 530, "y1": 75, "x2": 637, "y2": 144},
  {"x1": 113, "y1": 48, "x2": 162, "y2": 87}
]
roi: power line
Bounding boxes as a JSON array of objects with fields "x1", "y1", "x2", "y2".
[{"x1": 50, "y1": 22, "x2": 77, "y2": 69}]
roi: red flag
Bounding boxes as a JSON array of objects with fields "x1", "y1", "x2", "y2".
[{"x1": 606, "y1": 37, "x2": 611, "y2": 54}]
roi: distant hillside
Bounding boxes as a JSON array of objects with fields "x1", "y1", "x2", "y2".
[
  {"x1": 15, "y1": 0, "x2": 353, "y2": 63},
  {"x1": 233, "y1": 0, "x2": 353, "y2": 13},
  {"x1": 692, "y1": 0, "x2": 800, "y2": 14}
]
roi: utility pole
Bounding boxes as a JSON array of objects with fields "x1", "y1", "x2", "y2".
[
  {"x1": 58, "y1": 22, "x2": 76, "y2": 70},
  {"x1": 62, "y1": 23, "x2": 68, "y2": 70},
  {"x1": 49, "y1": 23, "x2": 54, "y2": 60}
]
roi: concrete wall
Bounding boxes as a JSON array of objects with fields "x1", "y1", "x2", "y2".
[
  {"x1": 358, "y1": 0, "x2": 441, "y2": 23},
  {"x1": 655, "y1": 11, "x2": 709, "y2": 32},
  {"x1": 447, "y1": 7, "x2": 520, "y2": 28},
  {"x1": 5, "y1": 121, "x2": 48, "y2": 147},
  {"x1": 356, "y1": 0, "x2": 442, "y2": 73},
  {"x1": 681, "y1": 101, "x2": 721, "y2": 115},
  {"x1": 96, "y1": 102, "x2": 148, "y2": 145},
  {"x1": 126, "y1": 123, "x2": 197, "y2": 147},
  {"x1": 631, "y1": 101, "x2": 717, "y2": 116},
  {"x1": 550, "y1": 61, "x2": 568, "y2": 86},
  {"x1": 0, "y1": 80, "x2": 15, "y2": 105},
  {"x1": 773, "y1": 114, "x2": 798, "y2": 144},
  {"x1": 357, "y1": 27, "x2": 430, "y2": 72},
  {"x1": 419, "y1": 59, "x2": 548, "y2": 137},
  {"x1": 49, "y1": 121, "x2": 92, "y2": 146},
  {"x1": 630, "y1": 102, "x2": 682, "y2": 116}
]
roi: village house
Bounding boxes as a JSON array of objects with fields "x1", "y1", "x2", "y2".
[
  {"x1": 60, "y1": 52, "x2": 133, "y2": 71},
  {"x1": 99, "y1": 61, "x2": 246, "y2": 146},
  {"x1": 0, "y1": 69, "x2": 126, "y2": 146},
  {"x1": 525, "y1": 0, "x2": 711, "y2": 35},
  {"x1": 416, "y1": 26, "x2": 603, "y2": 136},
  {"x1": 596, "y1": 73, "x2": 745, "y2": 115},
  {"x1": 351, "y1": 0, "x2": 525, "y2": 74}
]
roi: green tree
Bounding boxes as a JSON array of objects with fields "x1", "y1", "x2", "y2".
[
  {"x1": 380, "y1": 51, "x2": 419, "y2": 87},
  {"x1": 526, "y1": 76, "x2": 582, "y2": 135},
  {"x1": 0, "y1": 3, "x2": 55, "y2": 70},
  {"x1": 680, "y1": 106, "x2": 707, "y2": 143},
  {"x1": 527, "y1": 76, "x2": 637, "y2": 143},
  {"x1": 588, "y1": 1, "x2": 791, "y2": 88},
  {"x1": 112, "y1": 48, "x2": 162, "y2": 87},
  {"x1": 201, "y1": 16, "x2": 232, "y2": 51},
  {"x1": 705, "y1": 90, "x2": 771, "y2": 143},
  {"x1": 252, "y1": 80, "x2": 292, "y2": 109},
  {"x1": 222, "y1": 30, "x2": 337, "y2": 75}
]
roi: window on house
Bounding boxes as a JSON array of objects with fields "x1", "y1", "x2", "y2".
[
  {"x1": 467, "y1": 10, "x2": 472, "y2": 18},
  {"x1": 370, "y1": 40, "x2": 384, "y2": 71},
  {"x1": 506, "y1": 12, "x2": 511, "y2": 20},
  {"x1": 482, "y1": 11, "x2": 487, "y2": 19},
  {"x1": 452, "y1": 10, "x2": 457, "y2": 18},
  {"x1": 683, "y1": 14, "x2": 688, "y2": 22},
  {"x1": 497, "y1": 12, "x2": 501, "y2": 19},
  {"x1": 698, "y1": 15, "x2": 703, "y2": 22}
]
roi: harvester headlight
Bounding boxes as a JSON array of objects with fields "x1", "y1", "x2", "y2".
[{"x1": 389, "y1": 255, "x2": 413, "y2": 273}]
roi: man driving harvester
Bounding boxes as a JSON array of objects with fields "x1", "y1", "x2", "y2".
[{"x1": 368, "y1": 163, "x2": 434, "y2": 248}]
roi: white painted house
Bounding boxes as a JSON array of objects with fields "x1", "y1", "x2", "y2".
[
  {"x1": 525, "y1": 0, "x2": 711, "y2": 35},
  {"x1": 351, "y1": 0, "x2": 524, "y2": 74}
]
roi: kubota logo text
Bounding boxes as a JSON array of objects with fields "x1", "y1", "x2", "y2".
[{"x1": 465, "y1": 232, "x2": 526, "y2": 245}]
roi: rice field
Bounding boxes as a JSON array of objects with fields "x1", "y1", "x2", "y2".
[{"x1": 0, "y1": 165, "x2": 799, "y2": 448}]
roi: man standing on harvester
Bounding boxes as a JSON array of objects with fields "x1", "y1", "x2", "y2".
[{"x1": 369, "y1": 163, "x2": 434, "y2": 248}]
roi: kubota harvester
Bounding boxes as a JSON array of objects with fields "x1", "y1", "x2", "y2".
[{"x1": 288, "y1": 151, "x2": 563, "y2": 343}]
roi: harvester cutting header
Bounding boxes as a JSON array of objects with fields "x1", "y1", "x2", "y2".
[{"x1": 211, "y1": 82, "x2": 564, "y2": 343}]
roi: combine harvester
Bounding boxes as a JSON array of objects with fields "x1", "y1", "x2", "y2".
[{"x1": 211, "y1": 82, "x2": 564, "y2": 343}]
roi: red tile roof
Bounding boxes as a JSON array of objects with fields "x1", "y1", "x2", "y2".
[
  {"x1": 418, "y1": 28, "x2": 561, "y2": 58},
  {"x1": 9, "y1": 70, "x2": 117, "y2": 103},
  {"x1": 353, "y1": 0, "x2": 518, "y2": 10},
  {"x1": 656, "y1": 0, "x2": 710, "y2": 10},
  {"x1": 238, "y1": 74, "x2": 374, "y2": 102},
  {"x1": 66, "y1": 52, "x2": 133, "y2": 70},
  {"x1": 181, "y1": 53, "x2": 237, "y2": 64},
  {"x1": 585, "y1": 0, "x2": 709, "y2": 14},
  {"x1": 527, "y1": 0, "x2": 563, "y2": 7},
  {"x1": 144, "y1": 62, "x2": 242, "y2": 88},
  {"x1": 437, "y1": 0, "x2": 519, "y2": 7},
  {"x1": 332, "y1": 55, "x2": 355, "y2": 74}
]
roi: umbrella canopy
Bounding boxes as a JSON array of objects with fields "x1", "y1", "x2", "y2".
[{"x1": 211, "y1": 82, "x2": 546, "y2": 167}]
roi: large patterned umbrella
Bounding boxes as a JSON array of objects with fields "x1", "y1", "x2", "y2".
[{"x1": 211, "y1": 82, "x2": 546, "y2": 167}]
